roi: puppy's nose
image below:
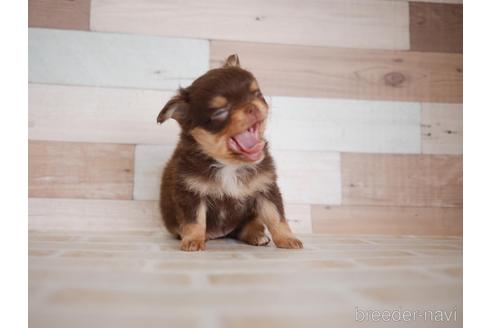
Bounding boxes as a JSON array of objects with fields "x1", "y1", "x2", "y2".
[{"x1": 244, "y1": 103, "x2": 260, "y2": 117}]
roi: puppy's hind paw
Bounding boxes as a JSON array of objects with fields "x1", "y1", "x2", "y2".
[
  {"x1": 180, "y1": 239, "x2": 205, "y2": 251},
  {"x1": 274, "y1": 237, "x2": 303, "y2": 249},
  {"x1": 242, "y1": 233, "x2": 271, "y2": 246}
]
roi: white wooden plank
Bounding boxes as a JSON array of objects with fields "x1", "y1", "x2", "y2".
[
  {"x1": 133, "y1": 145, "x2": 176, "y2": 200},
  {"x1": 28, "y1": 198, "x2": 164, "y2": 231},
  {"x1": 421, "y1": 103, "x2": 462, "y2": 155},
  {"x1": 29, "y1": 83, "x2": 423, "y2": 153},
  {"x1": 134, "y1": 145, "x2": 341, "y2": 205},
  {"x1": 267, "y1": 97, "x2": 421, "y2": 153},
  {"x1": 91, "y1": 0, "x2": 409, "y2": 50},
  {"x1": 271, "y1": 150, "x2": 341, "y2": 205},
  {"x1": 29, "y1": 84, "x2": 180, "y2": 144},
  {"x1": 28, "y1": 28, "x2": 208, "y2": 89}
]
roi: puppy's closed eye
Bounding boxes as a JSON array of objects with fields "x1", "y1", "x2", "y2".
[
  {"x1": 253, "y1": 90, "x2": 265, "y2": 103},
  {"x1": 211, "y1": 108, "x2": 229, "y2": 121}
]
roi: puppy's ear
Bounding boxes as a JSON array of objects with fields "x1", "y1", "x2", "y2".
[
  {"x1": 157, "y1": 89, "x2": 189, "y2": 125},
  {"x1": 223, "y1": 54, "x2": 240, "y2": 68}
]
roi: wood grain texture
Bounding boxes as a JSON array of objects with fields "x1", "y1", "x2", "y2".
[
  {"x1": 268, "y1": 97, "x2": 421, "y2": 153},
  {"x1": 29, "y1": 84, "x2": 180, "y2": 145},
  {"x1": 29, "y1": 0, "x2": 91, "y2": 30},
  {"x1": 211, "y1": 41, "x2": 462, "y2": 103},
  {"x1": 29, "y1": 140, "x2": 134, "y2": 200},
  {"x1": 285, "y1": 204, "x2": 312, "y2": 233},
  {"x1": 406, "y1": 0, "x2": 462, "y2": 3},
  {"x1": 341, "y1": 153, "x2": 462, "y2": 207},
  {"x1": 28, "y1": 198, "x2": 309, "y2": 233},
  {"x1": 28, "y1": 28, "x2": 208, "y2": 90},
  {"x1": 422, "y1": 103, "x2": 462, "y2": 154},
  {"x1": 410, "y1": 2, "x2": 462, "y2": 53},
  {"x1": 133, "y1": 145, "x2": 341, "y2": 205},
  {"x1": 29, "y1": 198, "x2": 164, "y2": 231},
  {"x1": 312, "y1": 205, "x2": 462, "y2": 236},
  {"x1": 91, "y1": 0, "x2": 409, "y2": 50}
]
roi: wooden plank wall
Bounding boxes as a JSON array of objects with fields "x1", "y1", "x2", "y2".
[
  {"x1": 29, "y1": 0, "x2": 91, "y2": 30},
  {"x1": 409, "y1": 2, "x2": 463, "y2": 53},
  {"x1": 210, "y1": 41, "x2": 462, "y2": 103},
  {"x1": 90, "y1": 0, "x2": 411, "y2": 50},
  {"x1": 28, "y1": 0, "x2": 463, "y2": 236}
]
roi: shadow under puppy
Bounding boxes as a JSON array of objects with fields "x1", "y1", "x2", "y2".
[{"x1": 157, "y1": 54, "x2": 303, "y2": 251}]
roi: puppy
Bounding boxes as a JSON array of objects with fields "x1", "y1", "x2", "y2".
[{"x1": 157, "y1": 54, "x2": 303, "y2": 251}]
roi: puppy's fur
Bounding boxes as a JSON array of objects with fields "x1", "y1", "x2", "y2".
[{"x1": 157, "y1": 54, "x2": 303, "y2": 251}]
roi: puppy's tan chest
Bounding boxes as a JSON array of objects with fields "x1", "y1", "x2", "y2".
[{"x1": 184, "y1": 165, "x2": 274, "y2": 199}]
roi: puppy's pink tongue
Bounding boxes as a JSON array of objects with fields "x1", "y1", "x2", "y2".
[{"x1": 233, "y1": 130, "x2": 263, "y2": 153}]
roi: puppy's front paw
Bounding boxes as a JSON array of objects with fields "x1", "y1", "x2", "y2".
[
  {"x1": 274, "y1": 237, "x2": 303, "y2": 249},
  {"x1": 180, "y1": 239, "x2": 205, "y2": 251}
]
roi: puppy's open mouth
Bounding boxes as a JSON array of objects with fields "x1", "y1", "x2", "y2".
[{"x1": 227, "y1": 121, "x2": 265, "y2": 161}]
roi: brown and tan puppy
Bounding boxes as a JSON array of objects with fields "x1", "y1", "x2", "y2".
[{"x1": 157, "y1": 54, "x2": 303, "y2": 251}]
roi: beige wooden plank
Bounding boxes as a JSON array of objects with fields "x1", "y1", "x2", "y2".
[
  {"x1": 91, "y1": 0, "x2": 409, "y2": 50},
  {"x1": 268, "y1": 97, "x2": 421, "y2": 153},
  {"x1": 410, "y1": 2, "x2": 462, "y2": 53},
  {"x1": 29, "y1": 84, "x2": 180, "y2": 144},
  {"x1": 134, "y1": 145, "x2": 341, "y2": 205},
  {"x1": 29, "y1": 28, "x2": 208, "y2": 90},
  {"x1": 28, "y1": 198, "x2": 165, "y2": 231},
  {"x1": 28, "y1": 198, "x2": 309, "y2": 234},
  {"x1": 30, "y1": 312, "x2": 198, "y2": 328},
  {"x1": 29, "y1": 141, "x2": 134, "y2": 200},
  {"x1": 284, "y1": 204, "x2": 312, "y2": 234},
  {"x1": 210, "y1": 40, "x2": 462, "y2": 103},
  {"x1": 29, "y1": 0, "x2": 91, "y2": 30},
  {"x1": 312, "y1": 205, "x2": 462, "y2": 236},
  {"x1": 422, "y1": 103, "x2": 462, "y2": 154},
  {"x1": 342, "y1": 154, "x2": 462, "y2": 207}
]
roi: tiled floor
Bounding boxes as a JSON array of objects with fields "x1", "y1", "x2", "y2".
[{"x1": 29, "y1": 231, "x2": 462, "y2": 328}]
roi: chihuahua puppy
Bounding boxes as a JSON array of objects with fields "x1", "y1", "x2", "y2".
[{"x1": 157, "y1": 54, "x2": 303, "y2": 251}]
